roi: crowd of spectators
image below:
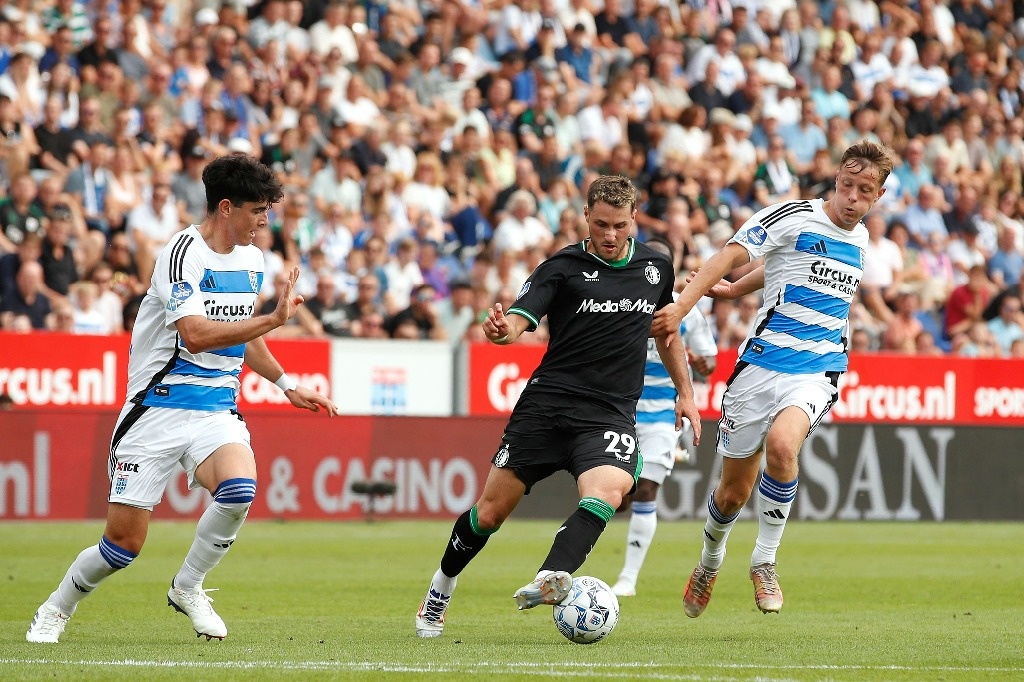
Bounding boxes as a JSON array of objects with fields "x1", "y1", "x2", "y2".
[{"x1": 1, "y1": 0, "x2": 1024, "y2": 359}]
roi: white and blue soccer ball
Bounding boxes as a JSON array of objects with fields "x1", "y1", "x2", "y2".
[{"x1": 552, "y1": 576, "x2": 619, "y2": 644}]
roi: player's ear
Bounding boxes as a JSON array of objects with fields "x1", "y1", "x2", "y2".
[{"x1": 218, "y1": 198, "x2": 233, "y2": 217}]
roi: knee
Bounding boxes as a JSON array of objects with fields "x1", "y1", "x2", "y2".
[
  {"x1": 101, "y1": 534, "x2": 143, "y2": 563},
  {"x1": 591, "y1": 489, "x2": 625, "y2": 512},
  {"x1": 714, "y1": 484, "x2": 751, "y2": 514},
  {"x1": 763, "y1": 437, "x2": 800, "y2": 473},
  {"x1": 472, "y1": 502, "x2": 508, "y2": 530}
]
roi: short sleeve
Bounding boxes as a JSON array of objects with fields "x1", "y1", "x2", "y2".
[
  {"x1": 728, "y1": 202, "x2": 806, "y2": 261},
  {"x1": 506, "y1": 256, "x2": 565, "y2": 331},
  {"x1": 153, "y1": 235, "x2": 207, "y2": 329}
]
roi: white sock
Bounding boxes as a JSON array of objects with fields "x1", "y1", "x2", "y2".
[
  {"x1": 618, "y1": 501, "x2": 658, "y2": 585},
  {"x1": 174, "y1": 501, "x2": 249, "y2": 590},
  {"x1": 751, "y1": 472, "x2": 797, "y2": 566},
  {"x1": 50, "y1": 537, "x2": 134, "y2": 615},
  {"x1": 430, "y1": 568, "x2": 457, "y2": 597},
  {"x1": 700, "y1": 492, "x2": 740, "y2": 571}
]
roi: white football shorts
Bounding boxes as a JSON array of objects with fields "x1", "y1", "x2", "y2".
[
  {"x1": 717, "y1": 364, "x2": 837, "y2": 459},
  {"x1": 107, "y1": 404, "x2": 253, "y2": 509},
  {"x1": 636, "y1": 421, "x2": 678, "y2": 485}
]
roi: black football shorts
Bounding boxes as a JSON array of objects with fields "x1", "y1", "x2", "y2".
[{"x1": 492, "y1": 389, "x2": 641, "y2": 494}]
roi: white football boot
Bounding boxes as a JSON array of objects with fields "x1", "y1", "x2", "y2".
[
  {"x1": 167, "y1": 581, "x2": 228, "y2": 640},
  {"x1": 26, "y1": 603, "x2": 71, "y2": 643}
]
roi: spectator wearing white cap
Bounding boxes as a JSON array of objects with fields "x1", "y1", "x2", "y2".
[{"x1": 194, "y1": 7, "x2": 220, "y2": 32}]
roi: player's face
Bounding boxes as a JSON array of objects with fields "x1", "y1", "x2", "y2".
[
  {"x1": 584, "y1": 201, "x2": 635, "y2": 261},
  {"x1": 228, "y1": 200, "x2": 272, "y2": 247},
  {"x1": 828, "y1": 162, "x2": 886, "y2": 230}
]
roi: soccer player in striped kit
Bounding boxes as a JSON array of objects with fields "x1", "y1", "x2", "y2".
[
  {"x1": 652, "y1": 141, "x2": 895, "y2": 616},
  {"x1": 609, "y1": 236, "x2": 718, "y2": 598},
  {"x1": 27, "y1": 155, "x2": 338, "y2": 643}
]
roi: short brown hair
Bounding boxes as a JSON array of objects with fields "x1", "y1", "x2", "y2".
[
  {"x1": 586, "y1": 175, "x2": 638, "y2": 212},
  {"x1": 841, "y1": 140, "x2": 896, "y2": 187}
]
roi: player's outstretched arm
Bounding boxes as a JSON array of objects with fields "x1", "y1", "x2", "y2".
[
  {"x1": 483, "y1": 303, "x2": 530, "y2": 345},
  {"x1": 654, "y1": 333, "x2": 701, "y2": 447},
  {"x1": 244, "y1": 336, "x2": 340, "y2": 416},
  {"x1": 652, "y1": 243, "x2": 751, "y2": 337},
  {"x1": 684, "y1": 262, "x2": 765, "y2": 300}
]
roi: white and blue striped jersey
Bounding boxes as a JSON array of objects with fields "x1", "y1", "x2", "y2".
[
  {"x1": 729, "y1": 199, "x2": 866, "y2": 375},
  {"x1": 125, "y1": 225, "x2": 265, "y2": 411},
  {"x1": 635, "y1": 297, "x2": 717, "y2": 424}
]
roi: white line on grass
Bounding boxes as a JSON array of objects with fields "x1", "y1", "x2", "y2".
[{"x1": 2, "y1": 659, "x2": 1021, "y2": 678}]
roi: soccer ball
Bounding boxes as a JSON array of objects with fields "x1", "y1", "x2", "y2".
[{"x1": 552, "y1": 576, "x2": 619, "y2": 644}]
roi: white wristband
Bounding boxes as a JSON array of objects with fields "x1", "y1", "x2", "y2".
[
  {"x1": 493, "y1": 334, "x2": 509, "y2": 343},
  {"x1": 274, "y1": 373, "x2": 298, "y2": 392}
]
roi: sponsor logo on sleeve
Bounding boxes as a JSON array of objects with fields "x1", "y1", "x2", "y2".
[
  {"x1": 744, "y1": 225, "x2": 767, "y2": 245},
  {"x1": 166, "y1": 281, "x2": 194, "y2": 312}
]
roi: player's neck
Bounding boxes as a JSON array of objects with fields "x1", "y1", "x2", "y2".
[
  {"x1": 585, "y1": 238, "x2": 632, "y2": 266},
  {"x1": 199, "y1": 220, "x2": 237, "y2": 254},
  {"x1": 822, "y1": 199, "x2": 856, "y2": 232}
]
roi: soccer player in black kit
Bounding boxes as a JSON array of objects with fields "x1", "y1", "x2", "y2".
[{"x1": 415, "y1": 175, "x2": 702, "y2": 638}]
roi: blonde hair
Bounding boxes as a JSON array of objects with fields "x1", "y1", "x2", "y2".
[
  {"x1": 586, "y1": 175, "x2": 638, "y2": 211},
  {"x1": 841, "y1": 140, "x2": 896, "y2": 187}
]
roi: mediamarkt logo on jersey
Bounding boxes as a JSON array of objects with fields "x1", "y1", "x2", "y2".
[{"x1": 576, "y1": 298, "x2": 656, "y2": 314}]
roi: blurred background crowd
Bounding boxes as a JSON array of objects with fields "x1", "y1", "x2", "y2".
[{"x1": 2, "y1": 0, "x2": 1024, "y2": 359}]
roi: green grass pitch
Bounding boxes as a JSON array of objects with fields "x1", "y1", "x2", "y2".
[{"x1": 1, "y1": 519, "x2": 1022, "y2": 681}]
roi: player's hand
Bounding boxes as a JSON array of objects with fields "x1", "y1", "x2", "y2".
[
  {"x1": 686, "y1": 270, "x2": 735, "y2": 299},
  {"x1": 688, "y1": 350, "x2": 714, "y2": 377},
  {"x1": 675, "y1": 396, "x2": 702, "y2": 448},
  {"x1": 652, "y1": 302, "x2": 684, "y2": 337},
  {"x1": 483, "y1": 302, "x2": 511, "y2": 343},
  {"x1": 285, "y1": 385, "x2": 340, "y2": 416},
  {"x1": 272, "y1": 267, "x2": 304, "y2": 325}
]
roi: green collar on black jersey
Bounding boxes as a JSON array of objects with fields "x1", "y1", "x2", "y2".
[{"x1": 579, "y1": 238, "x2": 635, "y2": 267}]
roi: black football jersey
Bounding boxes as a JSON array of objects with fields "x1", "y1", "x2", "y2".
[{"x1": 507, "y1": 238, "x2": 676, "y2": 416}]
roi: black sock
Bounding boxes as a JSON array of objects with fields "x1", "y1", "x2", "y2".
[
  {"x1": 539, "y1": 498, "x2": 615, "y2": 574},
  {"x1": 440, "y1": 506, "x2": 497, "y2": 577}
]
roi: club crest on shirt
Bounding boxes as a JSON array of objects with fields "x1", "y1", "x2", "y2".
[
  {"x1": 248, "y1": 271, "x2": 260, "y2": 293},
  {"x1": 517, "y1": 281, "x2": 531, "y2": 299},
  {"x1": 166, "y1": 281, "x2": 194, "y2": 312},
  {"x1": 645, "y1": 263, "x2": 660, "y2": 284}
]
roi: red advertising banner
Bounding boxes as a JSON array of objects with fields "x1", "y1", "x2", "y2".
[
  {"x1": 465, "y1": 343, "x2": 1024, "y2": 426},
  {"x1": 467, "y1": 341, "x2": 547, "y2": 415},
  {"x1": 0, "y1": 332, "x2": 330, "y2": 412},
  {"x1": 0, "y1": 410, "x2": 504, "y2": 521}
]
